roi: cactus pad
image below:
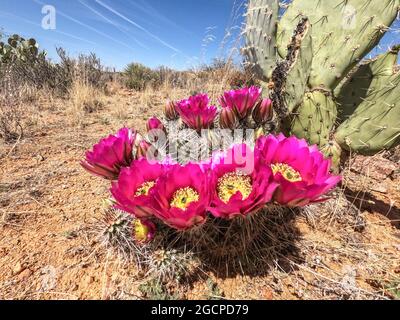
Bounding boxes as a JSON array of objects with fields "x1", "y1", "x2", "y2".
[
  {"x1": 290, "y1": 91, "x2": 338, "y2": 147},
  {"x1": 277, "y1": 0, "x2": 400, "y2": 90},
  {"x1": 271, "y1": 18, "x2": 313, "y2": 120},
  {"x1": 320, "y1": 141, "x2": 342, "y2": 173},
  {"x1": 335, "y1": 46, "x2": 400, "y2": 122},
  {"x1": 335, "y1": 72, "x2": 400, "y2": 155},
  {"x1": 243, "y1": 0, "x2": 279, "y2": 81}
]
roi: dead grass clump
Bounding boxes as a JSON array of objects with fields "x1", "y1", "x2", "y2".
[
  {"x1": 67, "y1": 81, "x2": 105, "y2": 125},
  {"x1": 0, "y1": 101, "x2": 23, "y2": 142},
  {"x1": 104, "y1": 81, "x2": 121, "y2": 96}
]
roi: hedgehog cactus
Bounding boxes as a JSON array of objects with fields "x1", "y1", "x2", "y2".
[
  {"x1": 80, "y1": 0, "x2": 400, "y2": 275},
  {"x1": 244, "y1": 0, "x2": 400, "y2": 167}
]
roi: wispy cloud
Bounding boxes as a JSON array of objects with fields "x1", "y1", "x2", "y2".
[
  {"x1": 127, "y1": 0, "x2": 191, "y2": 35},
  {"x1": 33, "y1": 0, "x2": 137, "y2": 53},
  {"x1": 78, "y1": 0, "x2": 149, "y2": 50},
  {"x1": 0, "y1": 10, "x2": 96, "y2": 46},
  {"x1": 94, "y1": 0, "x2": 182, "y2": 54}
]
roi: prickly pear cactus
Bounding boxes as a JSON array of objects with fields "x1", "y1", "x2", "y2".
[
  {"x1": 277, "y1": 0, "x2": 400, "y2": 90},
  {"x1": 335, "y1": 71, "x2": 400, "y2": 155},
  {"x1": 290, "y1": 91, "x2": 337, "y2": 147},
  {"x1": 271, "y1": 18, "x2": 313, "y2": 125},
  {"x1": 280, "y1": 18, "x2": 312, "y2": 114},
  {"x1": 335, "y1": 46, "x2": 400, "y2": 122},
  {"x1": 244, "y1": 0, "x2": 400, "y2": 160},
  {"x1": 243, "y1": 0, "x2": 279, "y2": 82},
  {"x1": 0, "y1": 34, "x2": 39, "y2": 63}
]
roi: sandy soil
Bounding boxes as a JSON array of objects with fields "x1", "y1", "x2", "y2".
[{"x1": 0, "y1": 90, "x2": 399, "y2": 300}]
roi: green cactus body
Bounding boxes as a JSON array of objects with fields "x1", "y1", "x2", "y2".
[
  {"x1": 243, "y1": 0, "x2": 279, "y2": 81},
  {"x1": 0, "y1": 34, "x2": 40, "y2": 63},
  {"x1": 290, "y1": 91, "x2": 338, "y2": 147},
  {"x1": 277, "y1": 0, "x2": 400, "y2": 90},
  {"x1": 271, "y1": 18, "x2": 313, "y2": 120},
  {"x1": 335, "y1": 72, "x2": 400, "y2": 155},
  {"x1": 335, "y1": 46, "x2": 400, "y2": 122},
  {"x1": 320, "y1": 141, "x2": 342, "y2": 173},
  {"x1": 245, "y1": 0, "x2": 400, "y2": 157}
]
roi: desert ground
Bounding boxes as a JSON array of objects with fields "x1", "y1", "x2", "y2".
[{"x1": 0, "y1": 81, "x2": 399, "y2": 300}]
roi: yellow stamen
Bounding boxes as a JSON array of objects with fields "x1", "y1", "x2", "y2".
[
  {"x1": 217, "y1": 172, "x2": 252, "y2": 204},
  {"x1": 133, "y1": 219, "x2": 149, "y2": 242},
  {"x1": 271, "y1": 163, "x2": 302, "y2": 182},
  {"x1": 135, "y1": 181, "x2": 155, "y2": 196},
  {"x1": 170, "y1": 187, "x2": 199, "y2": 211}
]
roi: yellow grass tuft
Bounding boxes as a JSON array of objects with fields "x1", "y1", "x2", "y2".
[{"x1": 67, "y1": 81, "x2": 105, "y2": 125}]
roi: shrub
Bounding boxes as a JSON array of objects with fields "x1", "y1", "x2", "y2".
[
  {"x1": 0, "y1": 33, "x2": 108, "y2": 141},
  {"x1": 124, "y1": 63, "x2": 159, "y2": 91}
]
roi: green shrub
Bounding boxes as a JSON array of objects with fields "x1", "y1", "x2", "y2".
[{"x1": 124, "y1": 63, "x2": 159, "y2": 91}]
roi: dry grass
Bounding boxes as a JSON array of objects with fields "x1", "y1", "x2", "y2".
[{"x1": 66, "y1": 81, "x2": 105, "y2": 126}]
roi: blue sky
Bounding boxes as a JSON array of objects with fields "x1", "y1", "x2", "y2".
[
  {"x1": 0, "y1": 0, "x2": 399, "y2": 71},
  {"x1": 0, "y1": 0, "x2": 245, "y2": 70}
]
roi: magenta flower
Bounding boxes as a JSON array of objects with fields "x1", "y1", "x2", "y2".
[
  {"x1": 151, "y1": 163, "x2": 211, "y2": 230},
  {"x1": 219, "y1": 86, "x2": 261, "y2": 119},
  {"x1": 111, "y1": 158, "x2": 165, "y2": 218},
  {"x1": 81, "y1": 127, "x2": 136, "y2": 180},
  {"x1": 255, "y1": 134, "x2": 341, "y2": 207},
  {"x1": 208, "y1": 144, "x2": 278, "y2": 219},
  {"x1": 176, "y1": 93, "x2": 217, "y2": 131}
]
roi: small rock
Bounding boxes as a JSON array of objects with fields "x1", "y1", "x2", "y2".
[
  {"x1": 35, "y1": 154, "x2": 45, "y2": 162},
  {"x1": 351, "y1": 155, "x2": 396, "y2": 180},
  {"x1": 84, "y1": 275, "x2": 95, "y2": 286},
  {"x1": 370, "y1": 183, "x2": 388, "y2": 194},
  {"x1": 71, "y1": 284, "x2": 79, "y2": 291},
  {"x1": 18, "y1": 269, "x2": 32, "y2": 281},
  {"x1": 111, "y1": 273, "x2": 120, "y2": 283},
  {"x1": 263, "y1": 289, "x2": 274, "y2": 300},
  {"x1": 12, "y1": 262, "x2": 25, "y2": 275}
]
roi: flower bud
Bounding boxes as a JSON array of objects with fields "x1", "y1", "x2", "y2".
[
  {"x1": 146, "y1": 116, "x2": 165, "y2": 132},
  {"x1": 133, "y1": 219, "x2": 155, "y2": 243},
  {"x1": 136, "y1": 140, "x2": 151, "y2": 159},
  {"x1": 164, "y1": 100, "x2": 178, "y2": 120},
  {"x1": 255, "y1": 127, "x2": 265, "y2": 139},
  {"x1": 219, "y1": 107, "x2": 238, "y2": 129},
  {"x1": 252, "y1": 98, "x2": 273, "y2": 125}
]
